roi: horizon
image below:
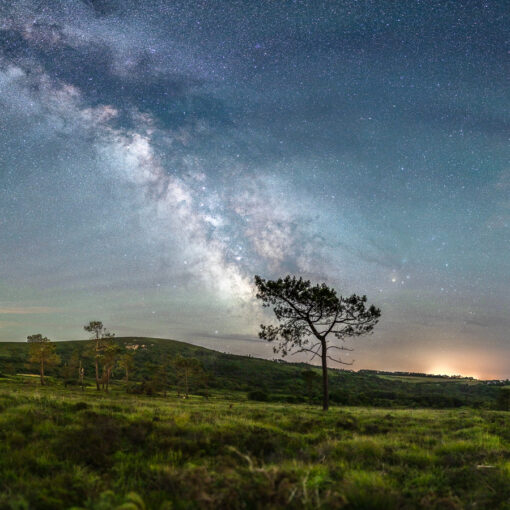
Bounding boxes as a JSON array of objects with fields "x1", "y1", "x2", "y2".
[{"x1": 1, "y1": 1, "x2": 509, "y2": 380}]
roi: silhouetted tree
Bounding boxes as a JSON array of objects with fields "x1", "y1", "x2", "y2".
[
  {"x1": 27, "y1": 334, "x2": 60, "y2": 385},
  {"x1": 84, "y1": 321, "x2": 115, "y2": 391},
  {"x1": 255, "y1": 275, "x2": 380, "y2": 410}
]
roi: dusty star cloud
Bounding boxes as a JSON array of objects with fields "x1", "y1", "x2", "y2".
[{"x1": 0, "y1": 1, "x2": 509, "y2": 378}]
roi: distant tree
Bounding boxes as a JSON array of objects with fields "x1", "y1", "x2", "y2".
[
  {"x1": 84, "y1": 321, "x2": 115, "y2": 391},
  {"x1": 27, "y1": 334, "x2": 45, "y2": 343},
  {"x1": 255, "y1": 275, "x2": 381, "y2": 410},
  {"x1": 101, "y1": 343, "x2": 121, "y2": 392},
  {"x1": 140, "y1": 361, "x2": 168, "y2": 395},
  {"x1": 118, "y1": 351, "x2": 135, "y2": 386},
  {"x1": 27, "y1": 334, "x2": 60, "y2": 385},
  {"x1": 301, "y1": 369, "x2": 319, "y2": 403},
  {"x1": 153, "y1": 362, "x2": 169, "y2": 396},
  {"x1": 62, "y1": 348, "x2": 81, "y2": 385},
  {"x1": 173, "y1": 355, "x2": 203, "y2": 398}
]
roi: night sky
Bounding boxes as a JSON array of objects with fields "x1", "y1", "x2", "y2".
[{"x1": 0, "y1": 1, "x2": 508, "y2": 379}]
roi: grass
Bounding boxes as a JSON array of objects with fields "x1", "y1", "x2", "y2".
[{"x1": 0, "y1": 380, "x2": 509, "y2": 509}]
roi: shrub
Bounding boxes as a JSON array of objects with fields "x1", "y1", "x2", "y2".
[
  {"x1": 496, "y1": 387, "x2": 510, "y2": 411},
  {"x1": 247, "y1": 390, "x2": 269, "y2": 401}
]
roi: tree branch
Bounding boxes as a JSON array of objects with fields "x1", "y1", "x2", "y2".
[{"x1": 326, "y1": 355, "x2": 354, "y2": 365}]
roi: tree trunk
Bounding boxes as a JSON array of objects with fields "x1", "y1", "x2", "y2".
[
  {"x1": 40, "y1": 357, "x2": 45, "y2": 386},
  {"x1": 321, "y1": 341, "x2": 329, "y2": 411},
  {"x1": 79, "y1": 362, "x2": 84, "y2": 391},
  {"x1": 95, "y1": 335, "x2": 100, "y2": 391},
  {"x1": 185, "y1": 369, "x2": 189, "y2": 398},
  {"x1": 95, "y1": 357, "x2": 100, "y2": 391}
]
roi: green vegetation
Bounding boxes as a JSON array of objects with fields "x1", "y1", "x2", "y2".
[
  {"x1": 0, "y1": 382, "x2": 508, "y2": 509},
  {"x1": 0, "y1": 337, "x2": 505, "y2": 409}
]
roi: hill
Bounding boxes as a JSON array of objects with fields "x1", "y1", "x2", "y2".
[{"x1": 0, "y1": 337, "x2": 503, "y2": 408}]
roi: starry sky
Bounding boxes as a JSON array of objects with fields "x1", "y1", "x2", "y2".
[{"x1": 0, "y1": 1, "x2": 508, "y2": 379}]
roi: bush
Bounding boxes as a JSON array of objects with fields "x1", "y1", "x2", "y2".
[
  {"x1": 283, "y1": 395, "x2": 306, "y2": 404},
  {"x1": 72, "y1": 402, "x2": 89, "y2": 411},
  {"x1": 64, "y1": 379, "x2": 81, "y2": 387},
  {"x1": 496, "y1": 387, "x2": 510, "y2": 411},
  {"x1": 247, "y1": 390, "x2": 269, "y2": 401}
]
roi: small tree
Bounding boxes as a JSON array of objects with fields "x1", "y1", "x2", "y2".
[
  {"x1": 101, "y1": 343, "x2": 120, "y2": 392},
  {"x1": 255, "y1": 275, "x2": 380, "y2": 411},
  {"x1": 27, "y1": 334, "x2": 60, "y2": 385},
  {"x1": 173, "y1": 355, "x2": 202, "y2": 398},
  {"x1": 84, "y1": 321, "x2": 115, "y2": 391},
  {"x1": 153, "y1": 363, "x2": 169, "y2": 397},
  {"x1": 118, "y1": 351, "x2": 135, "y2": 387},
  {"x1": 62, "y1": 349, "x2": 81, "y2": 386}
]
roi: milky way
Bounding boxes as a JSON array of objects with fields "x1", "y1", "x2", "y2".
[{"x1": 0, "y1": 1, "x2": 508, "y2": 378}]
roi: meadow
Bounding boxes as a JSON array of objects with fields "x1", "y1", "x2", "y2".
[{"x1": 0, "y1": 380, "x2": 509, "y2": 510}]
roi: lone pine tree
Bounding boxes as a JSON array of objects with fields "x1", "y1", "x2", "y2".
[
  {"x1": 84, "y1": 321, "x2": 115, "y2": 391},
  {"x1": 255, "y1": 275, "x2": 380, "y2": 410}
]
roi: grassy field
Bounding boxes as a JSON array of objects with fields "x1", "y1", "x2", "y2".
[{"x1": 0, "y1": 381, "x2": 509, "y2": 510}]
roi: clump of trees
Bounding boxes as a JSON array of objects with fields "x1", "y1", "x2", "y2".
[
  {"x1": 23, "y1": 321, "x2": 210, "y2": 398},
  {"x1": 255, "y1": 275, "x2": 380, "y2": 410},
  {"x1": 27, "y1": 334, "x2": 60, "y2": 385}
]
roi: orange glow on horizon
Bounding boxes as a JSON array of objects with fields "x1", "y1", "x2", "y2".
[{"x1": 427, "y1": 363, "x2": 479, "y2": 379}]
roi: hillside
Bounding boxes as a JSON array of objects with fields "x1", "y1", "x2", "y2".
[{"x1": 0, "y1": 337, "x2": 502, "y2": 408}]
